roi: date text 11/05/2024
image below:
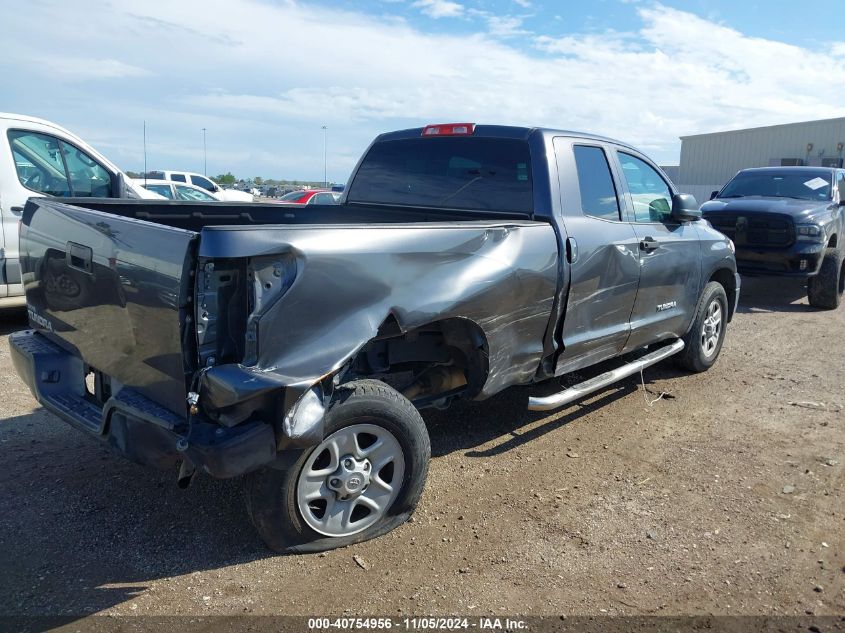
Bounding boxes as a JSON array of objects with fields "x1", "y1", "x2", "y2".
[{"x1": 308, "y1": 617, "x2": 528, "y2": 630}]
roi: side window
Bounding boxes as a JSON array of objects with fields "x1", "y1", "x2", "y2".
[
  {"x1": 310, "y1": 192, "x2": 337, "y2": 205},
  {"x1": 170, "y1": 173, "x2": 187, "y2": 183},
  {"x1": 8, "y1": 131, "x2": 71, "y2": 196},
  {"x1": 60, "y1": 141, "x2": 113, "y2": 197},
  {"x1": 572, "y1": 145, "x2": 620, "y2": 221},
  {"x1": 618, "y1": 153, "x2": 673, "y2": 223},
  {"x1": 190, "y1": 175, "x2": 216, "y2": 191}
]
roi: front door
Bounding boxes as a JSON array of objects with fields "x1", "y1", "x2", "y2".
[
  {"x1": 0, "y1": 131, "x2": 70, "y2": 298},
  {"x1": 614, "y1": 150, "x2": 702, "y2": 351},
  {"x1": 553, "y1": 139, "x2": 642, "y2": 375}
]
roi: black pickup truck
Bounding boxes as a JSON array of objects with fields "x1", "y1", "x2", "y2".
[
  {"x1": 11, "y1": 124, "x2": 739, "y2": 552},
  {"x1": 702, "y1": 166, "x2": 845, "y2": 308}
]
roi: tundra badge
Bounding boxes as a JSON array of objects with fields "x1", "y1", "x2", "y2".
[{"x1": 27, "y1": 308, "x2": 54, "y2": 332}]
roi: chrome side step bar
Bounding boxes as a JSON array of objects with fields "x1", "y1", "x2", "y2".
[{"x1": 527, "y1": 339, "x2": 685, "y2": 412}]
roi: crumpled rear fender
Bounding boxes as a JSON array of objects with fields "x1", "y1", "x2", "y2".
[{"x1": 197, "y1": 221, "x2": 559, "y2": 421}]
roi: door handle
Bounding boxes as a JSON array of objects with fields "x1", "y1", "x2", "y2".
[
  {"x1": 10, "y1": 206, "x2": 24, "y2": 214},
  {"x1": 566, "y1": 237, "x2": 578, "y2": 264},
  {"x1": 639, "y1": 237, "x2": 659, "y2": 252},
  {"x1": 66, "y1": 242, "x2": 93, "y2": 274}
]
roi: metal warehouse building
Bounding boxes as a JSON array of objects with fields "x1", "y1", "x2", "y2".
[{"x1": 676, "y1": 117, "x2": 845, "y2": 204}]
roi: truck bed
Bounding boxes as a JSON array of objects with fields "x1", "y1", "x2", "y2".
[
  {"x1": 53, "y1": 198, "x2": 534, "y2": 232},
  {"x1": 18, "y1": 197, "x2": 558, "y2": 423}
]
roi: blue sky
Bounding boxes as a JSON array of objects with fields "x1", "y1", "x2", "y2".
[
  {"x1": 339, "y1": 0, "x2": 842, "y2": 49},
  {"x1": 2, "y1": 0, "x2": 844, "y2": 182}
]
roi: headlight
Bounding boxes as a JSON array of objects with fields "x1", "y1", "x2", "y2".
[{"x1": 796, "y1": 224, "x2": 824, "y2": 241}]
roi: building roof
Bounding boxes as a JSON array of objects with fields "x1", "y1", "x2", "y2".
[{"x1": 680, "y1": 116, "x2": 845, "y2": 141}]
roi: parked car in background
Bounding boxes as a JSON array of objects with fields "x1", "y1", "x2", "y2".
[
  {"x1": 146, "y1": 170, "x2": 254, "y2": 202},
  {"x1": 136, "y1": 179, "x2": 223, "y2": 202},
  {"x1": 702, "y1": 166, "x2": 845, "y2": 308},
  {"x1": 0, "y1": 112, "x2": 163, "y2": 308},
  {"x1": 275, "y1": 189, "x2": 341, "y2": 205}
]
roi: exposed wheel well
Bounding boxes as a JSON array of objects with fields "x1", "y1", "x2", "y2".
[
  {"x1": 709, "y1": 268, "x2": 737, "y2": 320},
  {"x1": 828, "y1": 233, "x2": 838, "y2": 249},
  {"x1": 345, "y1": 317, "x2": 489, "y2": 408}
]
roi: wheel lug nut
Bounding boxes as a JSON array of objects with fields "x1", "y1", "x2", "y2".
[
  {"x1": 344, "y1": 459, "x2": 353, "y2": 468},
  {"x1": 363, "y1": 463, "x2": 370, "y2": 470},
  {"x1": 330, "y1": 478, "x2": 341, "y2": 487}
]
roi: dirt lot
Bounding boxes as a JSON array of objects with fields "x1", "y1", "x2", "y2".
[{"x1": 0, "y1": 276, "x2": 843, "y2": 620}]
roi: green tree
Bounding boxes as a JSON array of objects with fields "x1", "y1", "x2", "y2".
[
  {"x1": 254, "y1": 176, "x2": 264, "y2": 186},
  {"x1": 214, "y1": 172, "x2": 236, "y2": 185},
  {"x1": 125, "y1": 170, "x2": 141, "y2": 179}
]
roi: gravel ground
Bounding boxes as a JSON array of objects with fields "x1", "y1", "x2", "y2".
[{"x1": 0, "y1": 276, "x2": 842, "y2": 620}]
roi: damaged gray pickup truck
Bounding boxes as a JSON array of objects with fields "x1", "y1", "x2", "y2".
[{"x1": 11, "y1": 123, "x2": 739, "y2": 552}]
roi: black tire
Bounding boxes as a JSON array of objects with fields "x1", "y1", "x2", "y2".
[
  {"x1": 676, "y1": 281, "x2": 728, "y2": 373},
  {"x1": 807, "y1": 247, "x2": 844, "y2": 310},
  {"x1": 244, "y1": 379, "x2": 430, "y2": 553}
]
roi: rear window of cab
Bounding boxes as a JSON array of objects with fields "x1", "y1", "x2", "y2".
[{"x1": 347, "y1": 137, "x2": 533, "y2": 213}]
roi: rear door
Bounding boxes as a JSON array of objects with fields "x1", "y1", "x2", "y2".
[
  {"x1": 552, "y1": 138, "x2": 641, "y2": 374},
  {"x1": 21, "y1": 198, "x2": 198, "y2": 415},
  {"x1": 613, "y1": 150, "x2": 702, "y2": 351}
]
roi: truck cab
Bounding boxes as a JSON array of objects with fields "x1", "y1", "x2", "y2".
[{"x1": 0, "y1": 113, "x2": 161, "y2": 308}]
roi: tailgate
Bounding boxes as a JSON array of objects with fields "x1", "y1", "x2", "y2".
[{"x1": 20, "y1": 199, "x2": 198, "y2": 416}]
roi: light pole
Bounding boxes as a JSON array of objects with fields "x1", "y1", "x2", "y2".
[
  {"x1": 202, "y1": 127, "x2": 207, "y2": 176},
  {"x1": 321, "y1": 125, "x2": 328, "y2": 188}
]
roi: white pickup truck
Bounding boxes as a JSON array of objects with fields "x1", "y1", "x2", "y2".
[
  {"x1": 144, "y1": 170, "x2": 255, "y2": 202},
  {"x1": 0, "y1": 113, "x2": 161, "y2": 308}
]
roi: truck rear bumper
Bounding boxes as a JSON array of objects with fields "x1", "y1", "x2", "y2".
[{"x1": 10, "y1": 329, "x2": 277, "y2": 479}]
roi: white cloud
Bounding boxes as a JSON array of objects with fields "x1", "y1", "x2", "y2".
[
  {"x1": 1, "y1": 0, "x2": 844, "y2": 181},
  {"x1": 513, "y1": 0, "x2": 531, "y2": 7},
  {"x1": 468, "y1": 9, "x2": 531, "y2": 38},
  {"x1": 31, "y1": 57, "x2": 151, "y2": 80},
  {"x1": 413, "y1": 0, "x2": 464, "y2": 19}
]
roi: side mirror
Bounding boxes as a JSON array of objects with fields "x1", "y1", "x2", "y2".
[
  {"x1": 115, "y1": 172, "x2": 141, "y2": 199},
  {"x1": 114, "y1": 172, "x2": 127, "y2": 198},
  {"x1": 670, "y1": 193, "x2": 701, "y2": 222},
  {"x1": 710, "y1": 190, "x2": 719, "y2": 200}
]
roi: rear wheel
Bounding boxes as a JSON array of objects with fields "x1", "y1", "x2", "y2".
[
  {"x1": 807, "y1": 247, "x2": 844, "y2": 310},
  {"x1": 244, "y1": 380, "x2": 430, "y2": 553},
  {"x1": 676, "y1": 281, "x2": 728, "y2": 373}
]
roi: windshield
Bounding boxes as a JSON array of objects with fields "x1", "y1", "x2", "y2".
[
  {"x1": 719, "y1": 170, "x2": 832, "y2": 201},
  {"x1": 347, "y1": 137, "x2": 533, "y2": 213},
  {"x1": 175, "y1": 184, "x2": 217, "y2": 201}
]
